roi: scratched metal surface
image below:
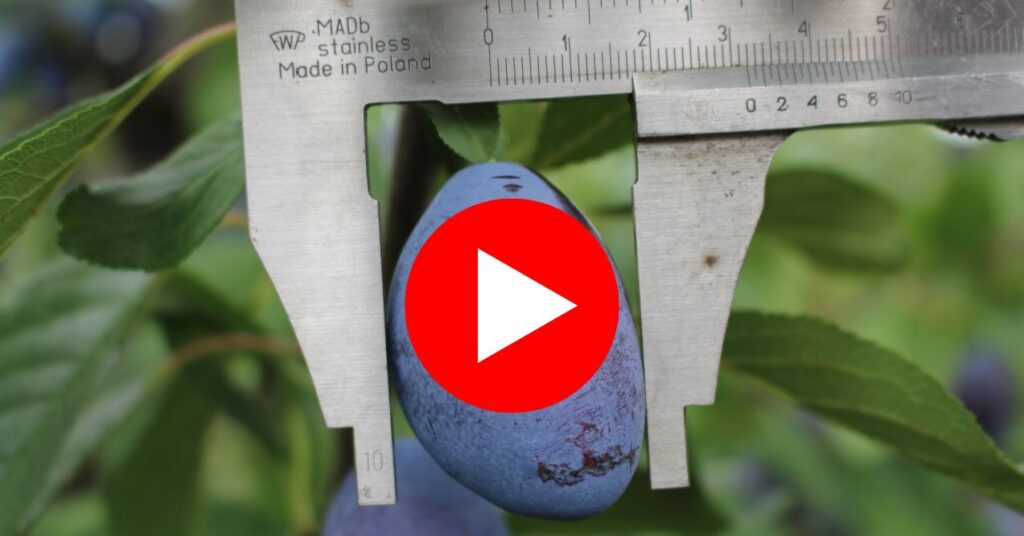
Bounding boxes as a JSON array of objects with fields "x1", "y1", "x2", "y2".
[{"x1": 234, "y1": 0, "x2": 1024, "y2": 504}]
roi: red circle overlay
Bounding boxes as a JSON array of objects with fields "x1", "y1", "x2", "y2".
[{"x1": 404, "y1": 199, "x2": 619, "y2": 413}]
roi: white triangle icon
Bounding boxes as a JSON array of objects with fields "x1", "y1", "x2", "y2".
[{"x1": 477, "y1": 249, "x2": 577, "y2": 363}]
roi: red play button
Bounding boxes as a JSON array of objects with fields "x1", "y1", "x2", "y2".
[{"x1": 404, "y1": 199, "x2": 620, "y2": 413}]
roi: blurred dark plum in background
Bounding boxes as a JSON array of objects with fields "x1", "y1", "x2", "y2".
[
  {"x1": 0, "y1": 1, "x2": 210, "y2": 168},
  {"x1": 324, "y1": 439, "x2": 509, "y2": 536},
  {"x1": 734, "y1": 458, "x2": 851, "y2": 536},
  {"x1": 0, "y1": 25, "x2": 29, "y2": 92},
  {"x1": 64, "y1": 0, "x2": 159, "y2": 69},
  {"x1": 3, "y1": 1, "x2": 160, "y2": 108},
  {"x1": 954, "y1": 345, "x2": 1018, "y2": 445}
]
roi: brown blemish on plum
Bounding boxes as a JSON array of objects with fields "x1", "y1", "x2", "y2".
[
  {"x1": 536, "y1": 446, "x2": 638, "y2": 487},
  {"x1": 535, "y1": 422, "x2": 639, "y2": 487}
]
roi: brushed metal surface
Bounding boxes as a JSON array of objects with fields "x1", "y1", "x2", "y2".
[
  {"x1": 234, "y1": 0, "x2": 1024, "y2": 504},
  {"x1": 635, "y1": 56, "x2": 1024, "y2": 136},
  {"x1": 634, "y1": 132, "x2": 788, "y2": 488}
]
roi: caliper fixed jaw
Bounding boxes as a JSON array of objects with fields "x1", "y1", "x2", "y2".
[{"x1": 246, "y1": 171, "x2": 398, "y2": 506}]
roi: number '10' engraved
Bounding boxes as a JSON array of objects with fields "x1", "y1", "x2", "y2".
[{"x1": 365, "y1": 450, "x2": 385, "y2": 471}]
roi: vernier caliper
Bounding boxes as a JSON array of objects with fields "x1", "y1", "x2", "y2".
[{"x1": 234, "y1": 0, "x2": 1024, "y2": 504}]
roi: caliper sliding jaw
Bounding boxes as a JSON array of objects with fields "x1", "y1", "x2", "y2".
[
  {"x1": 633, "y1": 127, "x2": 788, "y2": 489},
  {"x1": 631, "y1": 73, "x2": 1024, "y2": 490}
]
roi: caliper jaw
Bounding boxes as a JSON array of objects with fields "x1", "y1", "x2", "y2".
[
  {"x1": 235, "y1": 3, "x2": 397, "y2": 500},
  {"x1": 244, "y1": 142, "x2": 397, "y2": 505},
  {"x1": 620, "y1": 53, "x2": 1024, "y2": 491},
  {"x1": 633, "y1": 134, "x2": 789, "y2": 488},
  {"x1": 631, "y1": 77, "x2": 1023, "y2": 488},
  {"x1": 633, "y1": 80, "x2": 790, "y2": 488}
]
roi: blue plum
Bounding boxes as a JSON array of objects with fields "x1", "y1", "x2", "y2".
[
  {"x1": 386, "y1": 163, "x2": 645, "y2": 519},
  {"x1": 324, "y1": 438, "x2": 509, "y2": 535},
  {"x1": 63, "y1": 0, "x2": 159, "y2": 66},
  {"x1": 954, "y1": 345, "x2": 1017, "y2": 445},
  {"x1": 0, "y1": 27, "x2": 27, "y2": 91}
]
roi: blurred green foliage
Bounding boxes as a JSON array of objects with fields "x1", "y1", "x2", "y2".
[
  {"x1": 57, "y1": 115, "x2": 244, "y2": 270},
  {"x1": 1, "y1": 2, "x2": 1024, "y2": 535}
]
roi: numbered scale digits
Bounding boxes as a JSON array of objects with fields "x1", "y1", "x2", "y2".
[
  {"x1": 481, "y1": 0, "x2": 1023, "y2": 89},
  {"x1": 745, "y1": 88, "x2": 912, "y2": 114}
]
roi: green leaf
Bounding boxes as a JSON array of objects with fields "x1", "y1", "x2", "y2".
[
  {"x1": 275, "y1": 358, "x2": 336, "y2": 531},
  {"x1": 723, "y1": 312, "x2": 1024, "y2": 512},
  {"x1": 529, "y1": 96, "x2": 634, "y2": 170},
  {"x1": 31, "y1": 493, "x2": 109, "y2": 536},
  {"x1": 175, "y1": 231, "x2": 293, "y2": 338},
  {"x1": 0, "y1": 262, "x2": 151, "y2": 535},
  {"x1": 57, "y1": 116, "x2": 245, "y2": 271},
  {"x1": 496, "y1": 101, "x2": 547, "y2": 162},
  {"x1": 24, "y1": 321, "x2": 169, "y2": 528},
  {"x1": 0, "y1": 23, "x2": 236, "y2": 259},
  {"x1": 760, "y1": 169, "x2": 909, "y2": 272},
  {"x1": 104, "y1": 360, "x2": 222, "y2": 536},
  {"x1": 690, "y1": 376, "x2": 991, "y2": 536},
  {"x1": 420, "y1": 103, "x2": 499, "y2": 163},
  {"x1": 927, "y1": 166, "x2": 996, "y2": 269},
  {"x1": 199, "y1": 498, "x2": 291, "y2": 536},
  {"x1": 192, "y1": 360, "x2": 288, "y2": 460}
]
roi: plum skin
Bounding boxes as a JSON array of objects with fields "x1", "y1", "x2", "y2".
[
  {"x1": 954, "y1": 346, "x2": 1017, "y2": 445},
  {"x1": 323, "y1": 438, "x2": 509, "y2": 535},
  {"x1": 386, "y1": 163, "x2": 645, "y2": 520}
]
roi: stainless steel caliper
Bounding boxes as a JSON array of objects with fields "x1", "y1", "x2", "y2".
[{"x1": 234, "y1": 0, "x2": 1024, "y2": 504}]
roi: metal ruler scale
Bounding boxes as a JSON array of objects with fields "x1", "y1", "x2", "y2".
[{"x1": 234, "y1": 0, "x2": 1024, "y2": 505}]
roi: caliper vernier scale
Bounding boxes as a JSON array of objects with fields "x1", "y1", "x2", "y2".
[{"x1": 234, "y1": 0, "x2": 1024, "y2": 504}]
